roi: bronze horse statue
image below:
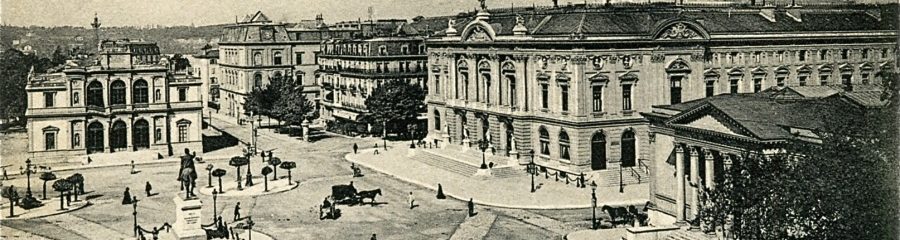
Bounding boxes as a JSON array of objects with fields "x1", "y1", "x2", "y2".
[{"x1": 356, "y1": 189, "x2": 382, "y2": 204}]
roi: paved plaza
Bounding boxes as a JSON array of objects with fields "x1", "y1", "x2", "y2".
[{"x1": 0, "y1": 112, "x2": 635, "y2": 239}]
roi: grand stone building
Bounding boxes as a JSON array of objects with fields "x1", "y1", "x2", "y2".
[
  {"x1": 317, "y1": 20, "x2": 428, "y2": 135},
  {"x1": 424, "y1": 2, "x2": 896, "y2": 179},
  {"x1": 25, "y1": 39, "x2": 203, "y2": 164}
]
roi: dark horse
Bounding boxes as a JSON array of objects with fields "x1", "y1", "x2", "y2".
[{"x1": 357, "y1": 189, "x2": 382, "y2": 204}]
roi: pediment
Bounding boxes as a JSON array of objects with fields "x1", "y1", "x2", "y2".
[
  {"x1": 461, "y1": 21, "x2": 496, "y2": 42},
  {"x1": 684, "y1": 115, "x2": 744, "y2": 137},
  {"x1": 654, "y1": 21, "x2": 707, "y2": 40}
]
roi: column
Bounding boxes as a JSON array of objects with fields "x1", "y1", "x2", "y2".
[
  {"x1": 705, "y1": 151, "x2": 715, "y2": 190},
  {"x1": 690, "y1": 147, "x2": 700, "y2": 220},
  {"x1": 674, "y1": 145, "x2": 686, "y2": 222}
]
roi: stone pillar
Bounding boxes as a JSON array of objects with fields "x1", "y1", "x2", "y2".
[
  {"x1": 705, "y1": 151, "x2": 715, "y2": 190},
  {"x1": 689, "y1": 148, "x2": 700, "y2": 220},
  {"x1": 674, "y1": 145, "x2": 686, "y2": 222},
  {"x1": 173, "y1": 196, "x2": 205, "y2": 239}
]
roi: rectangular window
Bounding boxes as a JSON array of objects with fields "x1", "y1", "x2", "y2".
[
  {"x1": 730, "y1": 78, "x2": 740, "y2": 94},
  {"x1": 592, "y1": 86, "x2": 603, "y2": 112},
  {"x1": 842, "y1": 74, "x2": 852, "y2": 86},
  {"x1": 862, "y1": 73, "x2": 870, "y2": 84},
  {"x1": 178, "y1": 88, "x2": 187, "y2": 102},
  {"x1": 670, "y1": 76, "x2": 683, "y2": 104},
  {"x1": 841, "y1": 49, "x2": 849, "y2": 60},
  {"x1": 560, "y1": 144, "x2": 570, "y2": 160},
  {"x1": 45, "y1": 132, "x2": 56, "y2": 150},
  {"x1": 434, "y1": 75, "x2": 441, "y2": 95},
  {"x1": 622, "y1": 84, "x2": 633, "y2": 111},
  {"x1": 509, "y1": 77, "x2": 516, "y2": 107},
  {"x1": 799, "y1": 75, "x2": 808, "y2": 86},
  {"x1": 706, "y1": 80, "x2": 715, "y2": 97},
  {"x1": 541, "y1": 84, "x2": 549, "y2": 109},
  {"x1": 799, "y1": 50, "x2": 807, "y2": 61},
  {"x1": 776, "y1": 76, "x2": 786, "y2": 87},
  {"x1": 820, "y1": 75, "x2": 830, "y2": 85},
  {"x1": 819, "y1": 50, "x2": 827, "y2": 61},
  {"x1": 560, "y1": 85, "x2": 569, "y2": 112},
  {"x1": 882, "y1": 49, "x2": 889, "y2": 59},
  {"x1": 862, "y1": 49, "x2": 869, "y2": 59},
  {"x1": 73, "y1": 92, "x2": 80, "y2": 104},
  {"x1": 295, "y1": 52, "x2": 303, "y2": 65},
  {"x1": 178, "y1": 125, "x2": 188, "y2": 142},
  {"x1": 44, "y1": 92, "x2": 55, "y2": 107},
  {"x1": 753, "y1": 77, "x2": 763, "y2": 93},
  {"x1": 314, "y1": 52, "x2": 320, "y2": 65}
]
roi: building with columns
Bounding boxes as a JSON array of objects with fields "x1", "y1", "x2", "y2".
[
  {"x1": 424, "y1": 3, "x2": 895, "y2": 178},
  {"x1": 317, "y1": 20, "x2": 429, "y2": 135},
  {"x1": 641, "y1": 84, "x2": 887, "y2": 226},
  {"x1": 25, "y1": 39, "x2": 203, "y2": 165}
]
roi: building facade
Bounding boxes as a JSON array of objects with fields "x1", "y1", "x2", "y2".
[
  {"x1": 424, "y1": 3, "x2": 896, "y2": 176},
  {"x1": 25, "y1": 39, "x2": 203, "y2": 165},
  {"x1": 317, "y1": 20, "x2": 428, "y2": 135},
  {"x1": 189, "y1": 44, "x2": 220, "y2": 112}
]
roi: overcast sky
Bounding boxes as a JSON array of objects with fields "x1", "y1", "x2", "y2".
[{"x1": 1, "y1": 0, "x2": 893, "y2": 27}]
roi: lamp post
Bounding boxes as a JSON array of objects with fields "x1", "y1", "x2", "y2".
[
  {"x1": 590, "y1": 181, "x2": 598, "y2": 230},
  {"x1": 529, "y1": 149, "x2": 535, "y2": 193},
  {"x1": 477, "y1": 139, "x2": 489, "y2": 169},
  {"x1": 132, "y1": 196, "x2": 138, "y2": 236},
  {"x1": 25, "y1": 159, "x2": 33, "y2": 196},
  {"x1": 212, "y1": 189, "x2": 218, "y2": 222}
]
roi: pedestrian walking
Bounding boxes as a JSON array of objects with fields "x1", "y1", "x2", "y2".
[
  {"x1": 468, "y1": 198, "x2": 475, "y2": 217},
  {"x1": 122, "y1": 187, "x2": 132, "y2": 205},
  {"x1": 145, "y1": 181, "x2": 153, "y2": 196},
  {"x1": 2, "y1": 168, "x2": 7, "y2": 180},
  {"x1": 233, "y1": 202, "x2": 242, "y2": 221},
  {"x1": 408, "y1": 192, "x2": 415, "y2": 209},
  {"x1": 130, "y1": 160, "x2": 136, "y2": 174},
  {"x1": 353, "y1": 143, "x2": 358, "y2": 154}
]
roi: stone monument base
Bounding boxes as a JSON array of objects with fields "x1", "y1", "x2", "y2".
[{"x1": 173, "y1": 196, "x2": 206, "y2": 240}]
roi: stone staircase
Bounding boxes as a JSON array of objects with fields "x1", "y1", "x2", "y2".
[
  {"x1": 665, "y1": 229, "x2": 717, "y2": 240},
  {"x1": 416, "y1": 150, "x2": 480, "y2": 177},
  {"x1": 591, "y1": 166, "x2": 646, "y2": 188}
]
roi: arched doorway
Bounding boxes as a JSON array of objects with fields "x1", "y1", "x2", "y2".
[
  {"x1": 621, "y1": 129, "x2": 636, "y2": 167},
  {"x1": 133, "y1": 119, "x2": 150, "y2": 150},
  {"x1": 110, "y1": 120, "x2": 127, "y2": 152},
  {"x1": 86, "y1": 122, "x2": 104, "y2": 154},
  {"x1": 591, "y1": 131, "x2": 607, "y2": 170}
]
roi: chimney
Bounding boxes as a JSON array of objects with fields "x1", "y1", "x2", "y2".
[{"x1": 316, "y1": 14, "x2": 324, "y2": 28}]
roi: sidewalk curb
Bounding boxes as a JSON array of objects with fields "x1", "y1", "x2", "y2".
[
  {"x1": 344, "y1": 152, "x2": 646, "y2": 210},
  {"x1": 6, "y1": 155, "x2": 235, "y2": 176}
]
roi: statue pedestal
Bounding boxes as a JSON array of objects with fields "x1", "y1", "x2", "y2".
[
  {"x1": 173, "y1": 196, "x2": 205, "y2": 240},
  {"x1": 461, "y1": 139, "x2": 470, "y2": 152},
  {"x1": 508, "y1": 150, "x2": 518, "y2": 162}
]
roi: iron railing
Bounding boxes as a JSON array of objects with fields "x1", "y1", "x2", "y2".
[{"x1": 527, "y1": 162, "x2": 587, "y2": 188}]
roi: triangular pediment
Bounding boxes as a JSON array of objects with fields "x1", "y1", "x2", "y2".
[{"x1": 684, "y1": 115, "x2": 743, "y2": 137}]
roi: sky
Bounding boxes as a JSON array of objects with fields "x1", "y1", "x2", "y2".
[{"x1": 0, "y1": 0, "x2": 894, "y2": 27}]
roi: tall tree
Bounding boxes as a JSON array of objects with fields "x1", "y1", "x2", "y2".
[
  {"x1": 271, "y1": 78, "x2": 316, "y2": 126},
  {"x1": 0, "y1": 49, "x2": 52, "y2": 124},
  {"x1": 364, "y1": 80, "x2": 425, "y2": 137}
]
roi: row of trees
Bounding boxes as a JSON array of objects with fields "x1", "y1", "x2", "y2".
[
  {"x1": 699, "y1": 72, "x2": 899, "y2": 239},
  {"x1": 364, "y1": 80, "x2": 426, "y2": 139},
  {"x1": 243, "y1": 74, "x2": 317, "y2": 127}
]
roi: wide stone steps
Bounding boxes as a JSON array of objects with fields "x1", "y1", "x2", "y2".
[
  {"x1": 492, "y1": 166, "x2": 525, "y2": 178},
  {"x1": 415, "y1": 151, "x2": 479, "y2": 177},
  {"x1": 593, "y1": 167, "x2": 645, "y2": 187}
]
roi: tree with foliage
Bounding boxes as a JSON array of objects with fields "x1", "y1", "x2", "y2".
[
  {"x1": 364, "y1": 80, "x2": 425, "y2": 139},
  {"x1": 268, "y1": 157, "x2": 282, "y2": 181},
  {"x1": 66, "y1": 173, "x2": 84, "y2": 202},
  {"x1": 243, "y1": 74, "x2": 285, "y2": 120},
  {"x1": 212, "y1": 169, "x2": 227, "y2": 193},
  {"x1": 0, "y1": 48, "x2": 52, "y2": 125},
  {"x1": 279, "y1": 161, "x2": 297, "y2": 184},
  {"x1": 271, "y1": 78, "x2": 317, "y2": 126},
  {"x1": 51, "y1": 180, "x2": 72, "y2": 210},
  {"x1": 1, "y1": 186, "x2": 20, "y2": 217},
  {"x1": 700, "y1": 72, "x2": 899, "y2": 239},
  {"x1": 39, "y1": 172, "x2": 57, "y2": 200}
]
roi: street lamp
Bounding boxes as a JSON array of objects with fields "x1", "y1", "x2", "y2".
[
  {"x1": 590, "y1": 181, "x2": 598, "y2": 230},
  {"x1": 477, "y1": 139, "x2": 489, "y2": 169},
  {"x1": 132, "y1": 196, "x2": 139, "y2": 236},
  {"x1": 212, "y1": 189, "x2": 218, "y2": 222},
  {"x1": 529, "y1": 149, "x2": 535, "y2": 193},
  {"x1": 25, "y1": 159, "x2": 33, "y2": 196}
]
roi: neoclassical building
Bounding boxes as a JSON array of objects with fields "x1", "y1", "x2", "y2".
[
  {"x1": 25, "y1": 39, "x2": 203, "y2": 164},
  {"x1": 424, "y1": 3, "x2": 896, "y2": 176}
]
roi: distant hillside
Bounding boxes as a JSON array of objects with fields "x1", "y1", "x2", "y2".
[{"x1": 0, "y1": 24, "x2": 227, "y2": 57}]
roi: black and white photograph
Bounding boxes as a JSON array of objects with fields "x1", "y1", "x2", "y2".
[{"x1": 0, "y1": 0, "x2": 898, "y2": 239}]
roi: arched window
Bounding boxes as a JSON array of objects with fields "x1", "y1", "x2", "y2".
[
  {"x1": 133, "y1": 79, "x2": 148, "y2": 104},
  {"x1": 253, "y1": 52, "x2": 263, "y2": 66},
  {"x1": 559, "y1": 130, "x2": 570, "y2": 160},
  {"x1": 110, "y1": 80, "x2": 126, "y2": 105},
  {"x1": 621, "y1": 129, "x2": 636, "y2": 167},
  {"x1": 458, "y1": 60, "x2": 469, "y2": 100},
  {"x1": 273, "y1": 51, "x2": 283, "y2": 65},
  {"x1": 87, "y1": 81, "x2": 104, "y2": 107},
  {"x1": 254, "y1": 73, "x2": 263, "y2": 89},
  {"x1": 502, "y1": 62, "x2": 516, "y2": 107},
  {"x1": 538, "y1": 127, "x2": 550, "y2": 155},
  {"x1": 433, "y1": 110, "x2": 441, "y2": 131}
]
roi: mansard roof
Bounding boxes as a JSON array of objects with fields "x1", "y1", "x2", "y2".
[
  {"x1": 221, "y1": 11, "x2": 293, "y2": 43},
  {"x1": 432, "y1": 4, "x2": 896, "y2": 41}
]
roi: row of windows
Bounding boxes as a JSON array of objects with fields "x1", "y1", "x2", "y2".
[
  {"x1": 710, "y1": 48, "x2": 892, "y2": 65},
  {"x1": 42, "y1": 121, "x2": 190, "y2": 151},
  {"x1": 323, "y1": 43, "x2": 425, "y2": 56}
]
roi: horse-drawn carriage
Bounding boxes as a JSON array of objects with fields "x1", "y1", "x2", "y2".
[{"x1": 330, "y1": 184, "x2": 382, "y2": 205}]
